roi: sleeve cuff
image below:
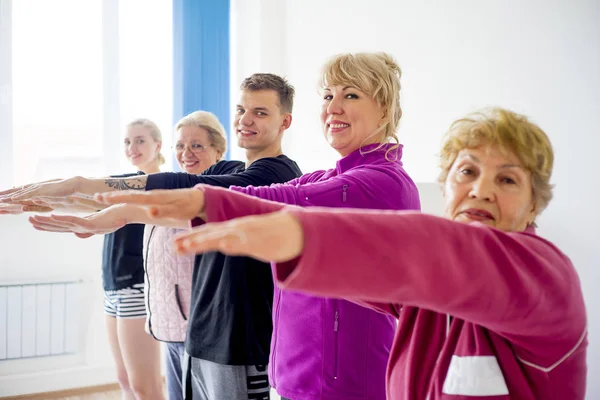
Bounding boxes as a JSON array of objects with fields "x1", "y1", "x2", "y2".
[{"x1": 272, "y1": 209, "x2": 320, "y2": 289}]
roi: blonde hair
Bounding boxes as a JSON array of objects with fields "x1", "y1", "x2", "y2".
[
  {"x1": 320, "y1": 52, "x2": 402, "y2": 160},
  {"x1": 127, "y1": 118, "x2": 165, "y2": 165},
  {"x1": 438, "y1": 108, "x2": 554, "y2": 215},
  {"x1": 175, "y1": 110, "x2": 227, "y2": 159}
]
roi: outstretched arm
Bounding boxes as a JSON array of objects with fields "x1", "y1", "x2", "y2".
[
  {"x1": 173, "y1": 205, "x2": 586, "y2": 371},
  {"x1": 0, "y1": 175, "x2": 149, "y2": 212},
  {"x1": 1, "y1": 156, "x2": 299, "y2": 213},
  {"x1": 28, "y1": 203, "x2": 189, "y2": 237},
  {"x1": 91, "y1": 184, "x2": 287, "y2": 225}
]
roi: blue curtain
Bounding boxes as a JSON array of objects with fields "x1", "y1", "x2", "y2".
[{"x1": 172, "y1": 0, "x2": 231, "y2": 168}]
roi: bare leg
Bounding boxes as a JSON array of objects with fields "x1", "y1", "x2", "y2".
[
  {"x1": 105, "y1": 315, "x2": 136, "y2": 400},
  {"x1": 118, "y1": 317, "x2": 164, "y2": 400}
]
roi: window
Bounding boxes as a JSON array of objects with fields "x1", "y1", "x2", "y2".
[
  {"x1": 7, "y1": 0, "x2": 173, "y2": 186},
  {"x1": 118, "y1": 0, "x2": 173, "y2": 173},
  {"x1": 12, "y1": 0, "x2": 104, "y2": 184}
]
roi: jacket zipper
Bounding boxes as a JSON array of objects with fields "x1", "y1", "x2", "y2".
[
  {"x1": 145, "y1": 226, "x2": 157, "y2": 339},
  {"x1": 174, "y1": 284, "x2": 187, "y2": 321},
  {"x1": 446, "y1": 314, "x2": 453, "y2": 337},
  {"x1": 334, "y1": 309, "x2": 340, "y2": 379},
  {"x1": 270, "y1": 290, "x2": 283, "y2": 387},
  {"x1": 342, "y1": 184, "x2": 348, "y2": 203}
]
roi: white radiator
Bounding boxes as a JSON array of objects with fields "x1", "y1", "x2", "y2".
[{"x1": 0, "y1": 281, "x2": 81, "y2": 360}]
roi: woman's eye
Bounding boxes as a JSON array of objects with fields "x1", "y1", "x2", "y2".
[
  {"x1": 345, "y1": 93, "x2": 359, "y2": 99},
  {"x1": 460, "y1": 168, "x2": 473, "y2": 175},
  {"x1": 323, "y1": 94, "x2": 333, "y2": 101},
  {"x1": 501, "y1": 177, "x2": 516, "y2": 185}
]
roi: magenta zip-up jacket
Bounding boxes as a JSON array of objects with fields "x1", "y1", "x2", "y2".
[{"x1": 197, "y1": 189, "x2": 587, "y2": 400}]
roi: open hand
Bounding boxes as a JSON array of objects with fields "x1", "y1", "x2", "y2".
[
  {"x1": 0, "y1": 203, "x2": 27, "y2": 215},
  {"x1": 0, "y1": 178, "x2": 81, "y2": 211},
  {"x1": 95, "y1": 188, "x2": 206, "y2": 221},
  {"x1": 172, "y1": 211, "x2": 304, "y2": 262},
  {"x1": 28, "y1": 204, "x2": 129, "y2": 237}
]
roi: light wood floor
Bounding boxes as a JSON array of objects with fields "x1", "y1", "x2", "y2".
[
  {"x1": 2, "y1": 384, "x2": 124, "y2": 400},
  {"x1": 57, "y1": 391, "x2": 122, "y2": 400}
]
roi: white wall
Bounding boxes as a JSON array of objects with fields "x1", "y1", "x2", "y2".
[
  {"x1": 232, "y1": 0, "x2": 600, "y2": 397},
  {"x1": 0, "y1": 214, "x2": 117, "y2": 396}
]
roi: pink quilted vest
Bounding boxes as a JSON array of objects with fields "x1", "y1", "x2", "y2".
[{"x1": 143, "y1": 225, "x2": 193, "y2": 342}]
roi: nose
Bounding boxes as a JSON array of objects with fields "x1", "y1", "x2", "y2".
[
  {"x1": 238, "y1": 111, "x2": 253, "y2": 127},
  {"x1": 182, "y1": 145, "x2": 193, "y2": 157},
  {"x1": 468, "y1": 176, "x2": 495, "y2": 202},
  {"x1": 326, "y1": 94, "x2": 344, "y2": 115}
]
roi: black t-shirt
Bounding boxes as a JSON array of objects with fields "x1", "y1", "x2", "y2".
[
  {"x1": 102, "y1": 171, "x2": 146, "y2": 291},
  {"x1": 200, "y1": 159, "x2": 246, "y2": 176},
  {"x1": 146, "y1": 155, "x2": 302, "y2": 365}
]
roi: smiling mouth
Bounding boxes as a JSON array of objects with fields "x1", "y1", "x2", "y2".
[
  {"x1": 328, "y1": 123, "x2": 350, "y2": 132},
  {"x1": 238, "y1": 129, "x2": 257, "y2": 137}
]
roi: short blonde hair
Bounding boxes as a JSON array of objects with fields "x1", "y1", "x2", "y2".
[
  {"x1": 175, "y1": 111, "x2": 228, "y2": 159},
  {"x1": 438, "y1": 108, "x2": 554, "y2": 215},
  {"x1": 127, "y1": 118, "x2": 165, "y2": 165},
  {"x1": 320, "y1": 52, "x2": 402, "y2": 160}
]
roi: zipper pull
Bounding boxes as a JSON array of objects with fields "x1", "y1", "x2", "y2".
[
  {"x1": 334, "y1": 311, "x2": 339, "y2": 331},
  {"x1": 342, "y1": 185, "x2": 348, "y2": 203}
]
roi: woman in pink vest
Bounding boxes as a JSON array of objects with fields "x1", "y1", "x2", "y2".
[
  {"x1": 158, "y1": 108, "x2": 586, "y2": 399},
  {"x1": 143, "y1": 111, "x2": 242, "y2": 400}
]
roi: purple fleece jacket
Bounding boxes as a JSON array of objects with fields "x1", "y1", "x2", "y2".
[{"x1": 221, "y1": 143, "x2": 421, "y2": 400}]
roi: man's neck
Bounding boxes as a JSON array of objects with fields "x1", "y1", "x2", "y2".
[{"x1": 245, "y1": 145, "x2": 283, "y2": 168}]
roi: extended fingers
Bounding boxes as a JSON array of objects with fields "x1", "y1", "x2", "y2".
[
  {"x1": 173, "y1": 223, "x2": 249, "y2": 256},
  {"x1": 29, "y1": 215, "x2": 76, "y2": 229},
  {"x1": 0, "y1": 204, "x2": 25, "y2": 214},
  {"x1": 6, "y1": 185, "x2": 41, "y2": 202},
  {"x1": 0, "y1": 186, "x2": 25, "y2": 199},
  {"x1": 28, "y1": 216, "x2": 77, "y2": 233}
]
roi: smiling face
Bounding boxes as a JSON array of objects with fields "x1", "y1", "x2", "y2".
[
  {"x1": 233, "y1": 89, "x2": 290, "y2": 153},
  {"x1": 123, "y1": 124, "x2": 161, "y2": 170},
  {"x1": 320, "y1": 85, "x2": 385, "y2": 157},
  {"x1": 174, "y1": 125, "x2": 221, "y2": 174},
  {"x1": 443, "y1": 144, "x2": 536, "y2": 232}
]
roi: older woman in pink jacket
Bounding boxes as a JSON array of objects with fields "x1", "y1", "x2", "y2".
[
  {"x1": 106, "y1": 108, "x2": 586, "y2": 399},
  {"x1": 143, "y1": 111, "x2": 242, "y2": 400}
]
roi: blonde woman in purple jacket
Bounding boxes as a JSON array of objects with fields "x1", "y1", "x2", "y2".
[{"x1": 74, "y1": 53, "x2": 421, "y2": 400}]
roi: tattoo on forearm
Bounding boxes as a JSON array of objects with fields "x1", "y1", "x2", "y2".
[{"x1": 104, "y1": 177, "x2": 148, "y2": 191}]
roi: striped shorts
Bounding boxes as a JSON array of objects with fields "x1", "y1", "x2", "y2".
[{"x1": 103, "y1": 283, "x2": 147, "y2": 319}]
